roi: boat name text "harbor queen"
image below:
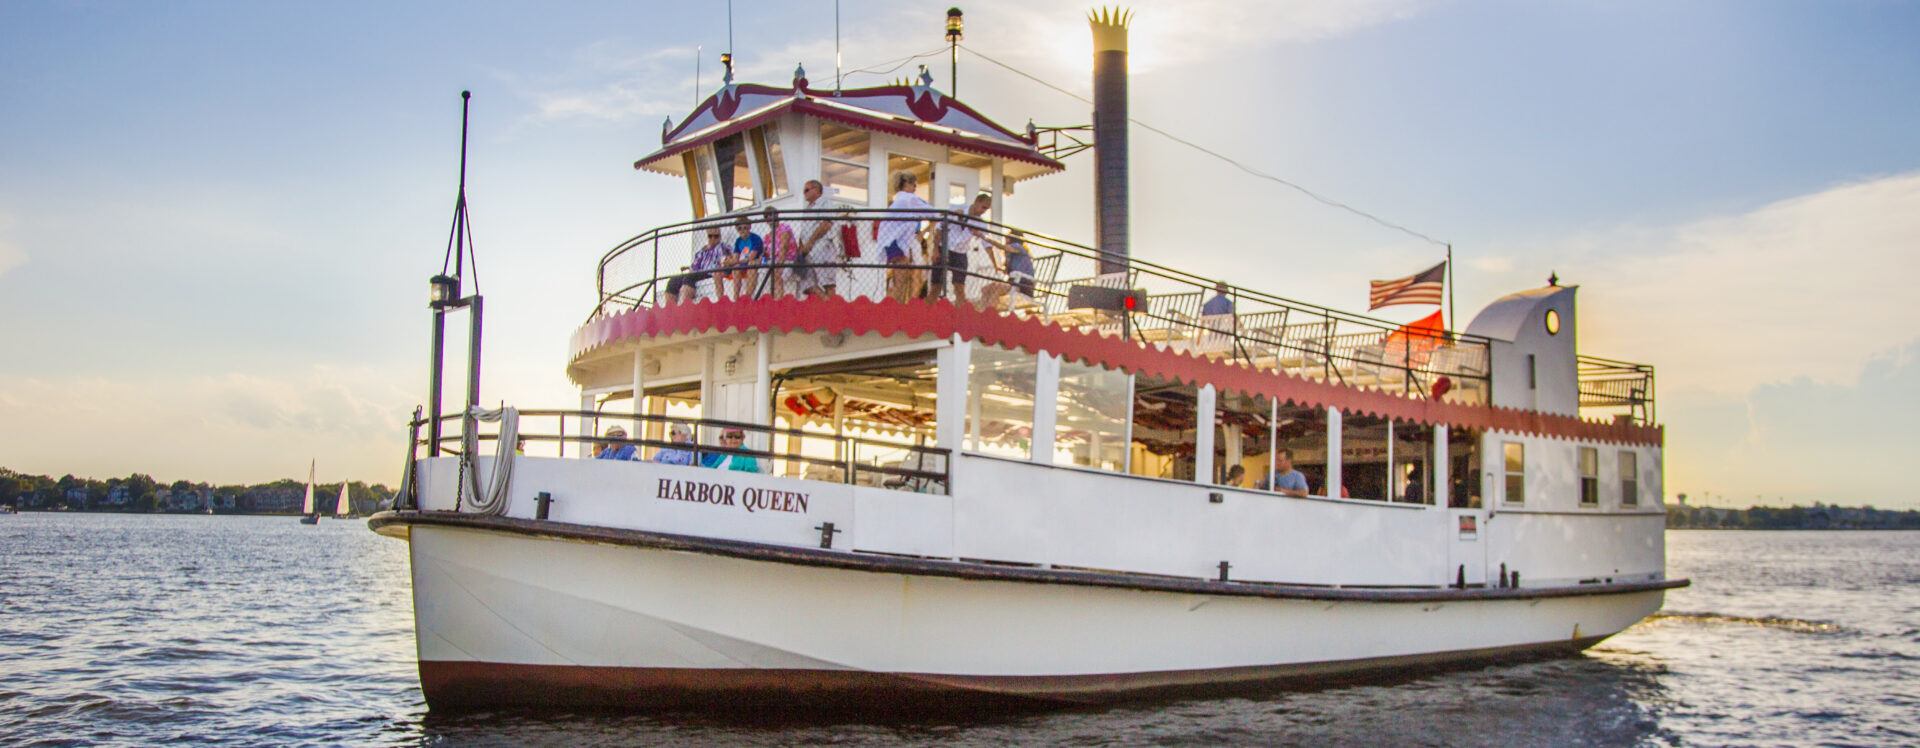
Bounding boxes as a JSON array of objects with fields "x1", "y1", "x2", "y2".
[{"x1": 656, "y1": 478, "x2": 809, "y2": 514}]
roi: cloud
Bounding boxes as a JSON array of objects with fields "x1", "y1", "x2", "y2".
[
  {"x1": 1472, "y1": 171, "x2": 1920, "y2": 397},
  {"x1": 1665, "y1": 338, "x2": 1920, "y2": 507},
  {"x1": 0, "y1": 212, "x2": 24, "y2": 279},
  {"x1": 0, "y1": 366, "x2": 415, "y2": 485}
]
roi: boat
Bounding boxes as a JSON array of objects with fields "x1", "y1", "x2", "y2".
[
  {"x1": 333, "y1": 482, "x2": 352, "y2": 519},
  {"x1": 370, "y1": 8, "x2": 1681, "y2": 712},
  {"x1": 299, "y1": 461, "x2": 319, "y2": 525}
]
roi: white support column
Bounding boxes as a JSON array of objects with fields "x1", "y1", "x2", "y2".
[
  {"x1": 1032, "y1": 352, "x2": 1060, "y2": 465},
  {"x1": 699, "y1": 342, "x2": 716, "y2": 447},
  {"x1": 1195, "y1": 384, "x2": 1216, "y2": 484},
  {"x1": 1435, "y1": 425, "x2": 1450, "y2": 507},
  {"x1": 578, "y1": 392, "x2": 595, "y2": 459},
  {"x1": 1326, "y1": 406, "x2": 1343, "y2": 499},
  {"x1": 1266, "y1": 397, "x2": 1277, "y2": 488},
  {"x1": 1386, "y1": 419, "x2": 1395, "y2": 500},
  {"x1": 632, "y1": 351, "x2": 646, "y2": 417},
  {"x1": 1121, "y1": 373, "x2": 1135, "y2": 473},
  {"x1": 935, "y1": 337, "x2": 970, "y2": 452},
  {"x1": 989, "y1": 160, "x2": 1005, "y2": 222},
  {"x1": 753, "y1": 333, "x2": 773, "y2": 470}
]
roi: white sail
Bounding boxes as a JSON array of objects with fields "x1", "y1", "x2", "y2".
[
  {"x1": 334, "y1": 483, "x2": 351, "y2": 517},
  {"x1": 302, "y1": 460, "x2": 316, "y2": 515}
]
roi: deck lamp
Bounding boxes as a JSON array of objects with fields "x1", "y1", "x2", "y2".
[
  {"x1": 430, "y1": 274, "x2": 460, "y2": 309},
  {"x1": 946, "y1": 8, "x2": 964, "y2": 42},
  {"x1": 946, "y1": 8, "x2": 963, "y2": 94}
]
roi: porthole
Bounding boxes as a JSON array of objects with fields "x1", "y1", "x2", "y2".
[{"x1": 1544, "y1": 309, "x2": 1560, "y2": 335}]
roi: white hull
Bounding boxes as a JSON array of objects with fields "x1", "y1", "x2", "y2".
[{"x1": 405, "y1": 523, "x2": 1663, "y2": 708}]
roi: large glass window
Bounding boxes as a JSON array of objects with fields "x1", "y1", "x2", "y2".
[
  {"x1": 1214, "y1": 391, "x2": 1273, "y2": 488},
  {"x1": 1620, "y1": 450, "x2": 1639, "y2": 506},
  {"x1": 1130, "y1": 375, "x2": 1196, "y2": 480},
  {"x1": 966, "y1": 345, "x2": 1036, "y2": 460},
  {"x1": 1055, "y1": 360, "x2": 1129, "y2": 472},
  {"x1": 753, "y1": 125, "x2": 789, "y2": 201},
  {"x1": 1503, "y1": 441, "x2": 1526, "y2": 504},
  {"x1": 714, "y1": 133, "x2": 755, "y2": 211},
  {"x1": 1261, "y1": 402, "x2": 1328, "y2": 496},
  {"x1": 1341, "y1": 413, "x2": 1391, "y2": 501},
  {"x1": 1580, "y1": 447, "x2": 1600, "y2": 505},
  {"x1": 1394, "y1": 420, "x2": 1433, "y2": 504},
  {"x1": 820, "y1": 122, "x2": 870, "y2": 203}
]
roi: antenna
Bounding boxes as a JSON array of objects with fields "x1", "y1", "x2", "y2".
[
  {"x1": 835, "y1": 0, "x2": 842, "y2": 92},
  {"x1": 695, "y1": 44, "x2": 702, "y2": 105},
  {"x1": 727, "y1": 0, "x2": 734, "y2": 66}
]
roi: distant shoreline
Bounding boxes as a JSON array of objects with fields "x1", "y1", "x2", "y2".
[{"x1": 1664, "y1": 504, "x2": 1919, "y2": 531}]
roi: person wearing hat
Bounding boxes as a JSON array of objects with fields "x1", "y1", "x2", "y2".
[
  {"x1": 701, "y1": 427, "x2": 763, "y2": 472},
  {"x1": 1202, "y1": 281, "x2": 1235, "y2": 316},
  {"x1": 595, "y1": 425, "x2": 638, "y2": 460},
  {"x1": 651, "y1": 423, "x2": 698, "y2": 466}
]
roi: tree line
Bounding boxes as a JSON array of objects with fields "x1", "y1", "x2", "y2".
[
  {"x1": 1666, "y1": 503, "x2": 1920, "y2": 530},
  {"x1": 0, "y1": 467, "x2": 391, "y2": 515}
]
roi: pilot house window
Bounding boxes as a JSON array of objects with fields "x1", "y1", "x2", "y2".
[
  {"x1": 820, "y1": 122, "x2": 870, "y2": 203},
  {"x1": 1579, "y1": 447, "x2": 1599, "y2": 505}
]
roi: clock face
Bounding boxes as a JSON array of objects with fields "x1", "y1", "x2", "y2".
[{"x1": 1544, "y1": 309, "x2": 1561, "y2": 335}]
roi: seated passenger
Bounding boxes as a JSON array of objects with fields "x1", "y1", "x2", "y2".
[
  {"x1": 652, "y1": 424, "x2": 698, "y2": 466},
  {"x1": 725, "y1": 218, "x2": 765, "y2": 299},
  {"x1": 595, "y1": 426, "x2": 638, "y2": 460},
  {"x1": 670, "y1": 228, "x2": 728, "y2": 304},
  {"x1": 702, "y1": 428, "x2": 763, "y2": 472},
  {"x1": 1222, "y1": 463, "x2": 1246, "y2": 487},
  {"x1": 1254, "y1": 448, "x2": 1309, "y2": 497}
]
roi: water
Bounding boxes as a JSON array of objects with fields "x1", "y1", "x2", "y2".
[{"x1": 2, "y1": 515, "x2": 1915, "y2": 747}]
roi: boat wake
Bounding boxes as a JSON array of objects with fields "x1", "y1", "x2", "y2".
[{"x1": 1648, "y1": 611, "x2": 1842, "y2": 633}]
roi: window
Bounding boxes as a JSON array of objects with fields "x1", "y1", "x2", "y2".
[
  {"x1": 1449, "y1": 427, "x2": 1483, "y2": 508},
  {"x1": 887, "y1": 154, "x2": 933, "y2": 201},
  {"x1": 713, "y1": 133, "x2": 755, "y2": 211},
  {"x1": 820, "y1": 122, "x2": 869, "y2": 203},
  {"x1": 1503, "y1": 441, "x2": 1525, "y2": 504},
  {"x1": 1620, "y1": 450, "x2": 1639, "y2": 506},
  {"x1": 1342, "y1": 413, "x2": 1391, "y2": 501},
  {"x1": 1130, "y1": 375, "x2": 1196, "y2": 480},
  {"x1": 1394, "y1": 420, "x2": 1432, "y2": 504},
  {"x1": 1055, "y1": 360, "x2": 1129, "y2": 472},
  {"x1": 752, "y1": 125, "x2": 789, "y2": 201},
  {"x1": 966, "y1": 345, "x2": 1036, "y2": 460},
  {"x1": 1579, "y1": 447, "x2": 1599, "y2": 505}
]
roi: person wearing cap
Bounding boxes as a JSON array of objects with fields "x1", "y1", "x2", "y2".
[
  {"x1": 594, "y1": 425, "x2": 638, "y2": 460},
  {"x1": 701, "y1": 428, "x2": 763, "y2": 472},
  {"x1": 1202, "y1": 281, "x2": 1235, "y2": 316},
  {"x1": 651, "y1": 423, "x2": 698, "y2": 466}
]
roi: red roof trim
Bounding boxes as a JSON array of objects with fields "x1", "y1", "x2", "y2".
[{"x1": 571, "y1": 298, "x2": 1664, "y2": 447}]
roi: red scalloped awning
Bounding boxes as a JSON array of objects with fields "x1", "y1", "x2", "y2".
[{"x1": 571, "y1": 298, "x2": 1663, "y2": 447}]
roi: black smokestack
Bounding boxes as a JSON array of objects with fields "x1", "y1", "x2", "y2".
[{"x1": 1090, "y1": 7, "x2": 1131, "y2": 275}]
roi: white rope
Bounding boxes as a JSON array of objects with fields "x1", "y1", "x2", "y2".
[{"x1": 461, "y1": 405, "x2": 518, "y2": 516}]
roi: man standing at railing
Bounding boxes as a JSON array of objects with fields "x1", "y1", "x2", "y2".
[
  {"x1": 879, "y1": 171, "x2": 936, "y2": 303},
  {"x1": 796, "y1": 179, "x2": 843, "y2": 298}
]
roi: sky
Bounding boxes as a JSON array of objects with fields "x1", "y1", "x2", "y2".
[{"x1": 2, "y1": 0, "x2": 1917, "y2": 509}]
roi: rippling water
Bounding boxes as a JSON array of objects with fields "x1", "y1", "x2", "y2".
[{"x1": 2, "y1": 514, "x2": 1916, "y2": 746}]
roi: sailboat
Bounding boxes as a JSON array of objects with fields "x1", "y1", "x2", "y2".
[
  {"x1": 299, "y1": 460, "x2": 319, "y2": 524},
  {"x1": 333, "y1": 482, "x2": 352, "y2": 519}
]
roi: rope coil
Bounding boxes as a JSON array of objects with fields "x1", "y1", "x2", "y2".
[{"x1": 460, "y1": 405, "x2": 518, "y2": 516}]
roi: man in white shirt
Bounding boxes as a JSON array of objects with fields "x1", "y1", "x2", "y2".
[{"x1": 796, "y1": 179, "x2": 842, "y2": 297}]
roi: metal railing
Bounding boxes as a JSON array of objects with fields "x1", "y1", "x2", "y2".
[
  {"x1": 419, "y1": 409, "x2": 952, "y2": 495},
  {"x1": 1577, "y1": 355, "x2": 1656, "y2": 425},
  {"x1": 591, "y1": 207, "x2": 1501, "y2": 403}
]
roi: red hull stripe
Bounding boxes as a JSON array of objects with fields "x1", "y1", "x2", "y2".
[
  {"x1": 417, "y1": 635, "x2": 1610, "y2": 710},
  {"x1": 571, "y1": 297, "x2": 1662, "y2": 447}
]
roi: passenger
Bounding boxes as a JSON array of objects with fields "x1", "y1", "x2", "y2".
[
  {"x1": 652, "y1": 423, "x2": 698, "y2": 466},
  {"x1": 957, "y1": 193, "x2": 1003, "y2": 306},
  {"x1": 1202, "y1": 281, "x2": 1235, "y2": 316},
  {"x1": 670, "y1": 228, "x2": 728, "y2": 304},
  {"x1": 1254, "y1": 448, "x2": 1309, "y2": 497},
  {"x1": 878, "y1": 172, "x2": 936, "y2": 303},
  {"x1": 1001, "y1": 229, "x2": 1036, "y2": 307},
  {"x1": 1222, "y1": 463, "x2": 1246, "y2": 487},
  {"x1": 702, "y1": 428, "x2": 763, "y2": 472},
  {"x1": 795, "y1": 180, "x2": 843, "y2": 297},
  {"x1": 724, "y1": 217, "x2": 765, "y2": 299},
  {"x1": 595, "y1": 426, "x2": 638, "y2": 461}
]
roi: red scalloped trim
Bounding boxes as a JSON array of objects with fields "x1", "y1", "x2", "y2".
[{"x1": 571, "y1": 298, "x2": 1663, "y2": 447}]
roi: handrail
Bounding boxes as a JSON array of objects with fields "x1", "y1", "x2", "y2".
[
  {"x1": 420, "y1": 409, "x2": 952, "y2": 494},
  {"x1": 586, "y1": 207, "x2": 1523, "y2": 403}
]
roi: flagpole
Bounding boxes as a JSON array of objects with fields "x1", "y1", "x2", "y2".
[{"x1": 1446, "y1": 243, "x2": 1455, "y2": 331}]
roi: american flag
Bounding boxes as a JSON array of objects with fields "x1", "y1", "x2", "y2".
[{"x1": 1369, "y1": 261, "x2": 1446, "y2": 310}]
